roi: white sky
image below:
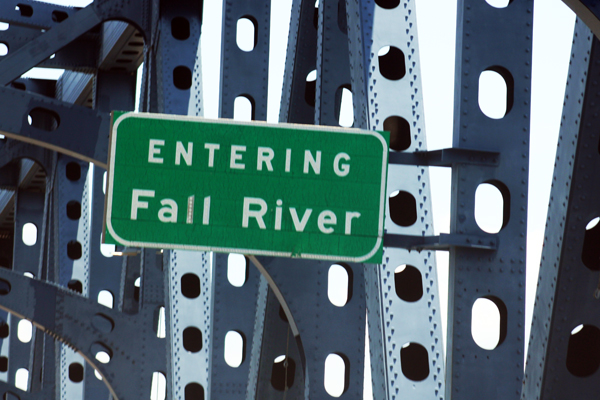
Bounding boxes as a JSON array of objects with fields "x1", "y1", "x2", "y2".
[{"x1": 14, "y1": 0, "x2": 580, "y2": 397}]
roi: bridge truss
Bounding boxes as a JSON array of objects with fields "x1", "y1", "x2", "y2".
[{"x1": 0, "y1": 0, "x2": 594, "y2": 399}]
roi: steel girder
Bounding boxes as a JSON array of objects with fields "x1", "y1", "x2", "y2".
[
  {"x1": 522, "y1": 19, "x2": 600, "y2": 400},
  {"x1": 345, "y1": 1, "x2": 445, "y2": 399},
  {"x1": 447, "y1": 1, "x2": 533, "y2": 399}
]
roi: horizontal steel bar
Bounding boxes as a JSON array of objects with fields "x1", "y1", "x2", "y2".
[
  {"x1": 388, "y1": 148, "x2": 500, "y2": 167},
  {"x1": 384, "y1": 233, "x2": 497, "y2": 251}
]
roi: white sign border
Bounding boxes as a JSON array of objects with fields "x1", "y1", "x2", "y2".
[{"x1": 104, "y1": 112, "x2": 388, "y2": 263}]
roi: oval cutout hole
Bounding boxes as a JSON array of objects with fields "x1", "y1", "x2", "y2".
[
  {"x1": 324, "y1": 353, "x2": 347, "y2": 397},
  {"x1": 52, "y1": 10, "x2": 68, "y2": 22},
  {"x1": 389, "y1": 190, "x2": 417, "y2": 227},
  {"x1": 97, "y1": 290, "x2": 114, "y2": 309},
  {"x1": 66, "y1": 162, "x2": 81, "y2": 181},
  {"x1": 171, "y1": 17, "x2": 190, "y2": 40},
  {"x1": 227, "y1": 254, "x2": 247, "y2": 287},
  {"x1": 475, "y1": 181, "x2": 510, "y2": 234},
  {"x1": 181, "y1": 273, "x2": 200, "y2": 298},
  {"x1": 0, "y1": 43, "x2": 7, "y2": 56},
  {"x1": 0, "y1": 356, "x2": 7, "y2": 372},
  {"x1": 305, "y1": 70, "x2": 317, "y2": 107},
  {"x1": 566, "y1": 324, "x2": 600, "y2": 377},
  {"x1": 22, "y1": 223, "x2": 37, "y2": 246},
  {"x1": 478, "y1": 67, "x2": 514, "y2": 119},
  {"x1": 233, "y1": 96, "x2": 254, "y2": 121},
  {"x1": 335, "y1": 85, "x2": 354, "y2": 128},
  {"x1": 69, "y1": 362, "x2": 84, "y2": 383},
  {"x1": 17, "y1": 319, "x2": 32, "y2": 343},
  {"x1": 173, "y1": 66, "x2": 192, "y2": 90},
  {"x1": 67, "y1": 241, "x2": 82, "y2": 260},
  {"x1": 400, "y1": 342, "x2": 429, "y2": 381},
  {"x1": 15, "y1": 4, "x2": 33, "y2": 17},
  {"x1": 582, "y1": 217, "x2": 600, "y2": 270},
  {"x1": 0, "y1": 23, "x2": 8, "y2": 31},
  {"x1": 66, "y1": 201, "x2": 81, "y2": 220},
  {"x1": 378, "y1": 46, "x2": 406, "y2": 81},
  {"x1": 92, "y1": 313, "x2": 114, "y2": 334},
  {"x1": 92, "y1": 343, "x2": 112, "y2": 364},
  {"x1": 0, "y1": 279, "x2": 10, "y2": 295},
  {"x1": 28, "y1": 108, "x2": 60, "y2": 131},
  {"x1": 100, "y1": 242, "x2": 115, "y2": 258},
  {"x1": 155, "y1": 306, "x2": 166, "y2": 338},
  {"x1": 67, "y1": 279, "x2": 82, "y2": 293},
  {"x1": 185, "y1": 383, "x2": 205, "y2": 399},
  {"x1": 15, "y1": 368, "x2": 28, "y2": 391},
  {"x1": 0, "y1": 321, "x2": 9, "y2": 338},
  {"x1": 471, "y1": 296, "x2": 507, "y2": 350},
  {"x1": 385, "y1": 116, "x2": 411, "y2": 151},
  {"x1": 224, "y1": 331, "x2": 245, "y2": 368},
  {"x1": 236, "y1": 17, "x2": 257, "y2": 52},
  {"x1": 271, "y1": 355, "x2": 296, "y2": 391},
  {"x1": 150, "y1": 371, "x2": 166, "y2": 400},
  {"x1": 334, "y1": 85, "x2": 353, "y2": 127},
  {"x1": 183, "y1": 326, "x2": 202, "y2": 352},
  {"x1": 394, "y1": 265, "x2": 423, "y2": 302},
  {"x1": 328, "y1": 264, "x2": 351, "y2": 307},
  {"x1": 486, "y1": 0, "x2": 512, "y2": 7},
  {"x1": 375, "y1": 0, "x2": 400, "y2": 8}
]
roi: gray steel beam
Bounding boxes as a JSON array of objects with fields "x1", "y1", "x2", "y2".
[
  {"x1": 0, "y1": 0, "x2": 75, "y2": 30},
  {"x1": 446, "y1": 1, "x2": 533, "y2": 399},
  {"x1": 219, "y1": 0, "x2": 271, "y2": 120},
  {"x1": 345, "y1": 1, "x2": 445, "y2": 399},
  {"x1": 522, "y1": 19, "x2": 600, "y2": 400},
  {"x1": 254, "y1": 256, "x2": 366, "y2": 399},
  {"x1": 279, "y1": 0, "x2": 318, "y2": 124},
  {"x1": 0, "y1": 85, "x2": 109, "y2": 166},
  {"x1": 315, "y1": 0, "x2": 351, "y2": 126},
  {"x1": 254, "y1": 288, "x2": 304, "y2": 399},
  {"x1": 0, "y1": 253, "x2": 167, "y2": 400}
]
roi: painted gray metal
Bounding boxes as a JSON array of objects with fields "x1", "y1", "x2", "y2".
[
  {"x1": 0, "y1": 0, "x2": 593, "y2": 399},
  {"x1": 346, "y1": 1, "x2": 445, "y2": 399},
  {"x1": 522, "y1": 19, "x2": 600, "y2": 400},
  {"x1": 279, "y1": 0, "x2": 317, "y2": 124},
  {"x1": 219, "y1": 0, "x2": 271, "y2": 120},
  {"x1": 447, "y1": 1, "x2": 533, "y2": 399}
]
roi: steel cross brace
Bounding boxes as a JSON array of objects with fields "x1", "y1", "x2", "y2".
[
  {"x1": 522, "y1": 20, "x2": 600, "y2": 399},
  {"x1": 0, "y1": 251, "x2": 166, "y2": 400}
]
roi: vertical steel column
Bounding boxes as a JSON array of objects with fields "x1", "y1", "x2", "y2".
[
  {"x1": 54, "y1": 155, "x2": 90, "y2": 400},
  {"x1": 209, "y1": 0, "x2": 272, "y2": 398},
  {"x1": 345, "y1": 0, "x2": 446, "y2": 399},
  {"x1": 280, "y1": 0, "x2": 318, "y2": 124},
  {"x1": 522, "y1": 20, "x2": 600, "y2": 399},
  {"x1": 9, "y1": 187, "x2": 44, "y2": 390},
  {"x1": 144, "y1": 2, "x2": 211, "y2": 398},
  {"x1": 219, "y1": 0, "x2": 271, "y2": 120},
  {"x1": 168, "y1": 250, "x2": 211, "y2": 400},
  {"x1": 447, "y1": 1, "x2": 532, "y2": 399},
  {"x1": 210, "y1": 253, "x2": 266, "y2": 399},
  {"x1": 156, "y1": 0, "x2": 204, "y2": 116},
  {"x1": 315, "y1": 0, "x2": 352, "y2": 126},
  {"x1": 254, "y1": 289, "x2": 305, "y2": 399},
  {"x1": 83, "y1": 69, "x2": 137, "y2": 399},
  {"x1": 255, "y1": 256, "x2": 366, "y2": 399}
]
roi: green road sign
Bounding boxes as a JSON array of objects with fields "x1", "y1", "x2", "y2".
[{"x1": 104, "y1": 112, "x2": 389, "y2": 263}]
